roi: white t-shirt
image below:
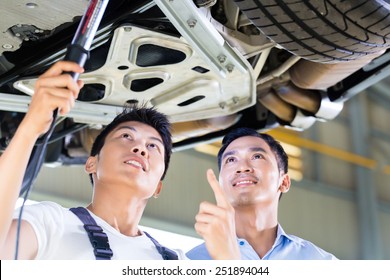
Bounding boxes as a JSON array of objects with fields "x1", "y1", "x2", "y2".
[{"x1": 13, "y1": 201, "x2": 186, "y2": 260}]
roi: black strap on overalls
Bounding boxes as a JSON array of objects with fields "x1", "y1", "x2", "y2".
[
  {"x1": 70, "y1": 207, "x2": 113, "y2": 260},
  {"x1": 69, "y1": 207, "x2": 178, "y2": 260}
]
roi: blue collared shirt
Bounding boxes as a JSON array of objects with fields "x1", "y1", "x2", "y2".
[{"x1": 186, "y1": 224, "x2": 337, "y2": 260}]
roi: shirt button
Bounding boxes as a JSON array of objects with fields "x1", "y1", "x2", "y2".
[{"x1": 239, "y1": 241, "x2": 245, "y2": 246}]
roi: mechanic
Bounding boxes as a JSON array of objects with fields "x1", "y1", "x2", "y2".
[
  {"x1": 187, "y1": 127, "x2": 337, "y2": 260},
  {"x1": 0, "y1": 61, "x2": 185, "y2": 259}
]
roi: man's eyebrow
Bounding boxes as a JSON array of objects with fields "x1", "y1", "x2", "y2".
[
  {"x1": 222, "y1": 146, "x2": 267, "y2": 159},
  {"x1": 114, "y1": 125, "x2": 164, "y2": 145},
  {"x1": 149, "y1": 136, "x2": 164, "y2": 145},
  {"x1": 222, "y1": 150, "x2": 236, "y2": 160}
]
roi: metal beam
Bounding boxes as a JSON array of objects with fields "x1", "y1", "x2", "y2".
[
  {"x1": 349, "y1": 94, "x2": 383, "y2": 259},
  {"x1": 268, "y1": 129, "x2": 378, "y2": 170}
]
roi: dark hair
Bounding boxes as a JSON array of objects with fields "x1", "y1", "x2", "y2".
[
  {"x1": 217, "y1": 127, "x2": 288, "y2": 174},
  {"x1": 89, "y1": 104, "x2": 172, "y2": 184}
]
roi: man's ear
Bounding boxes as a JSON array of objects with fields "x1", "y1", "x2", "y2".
[
  {"x1": 279, "y1": 173, "x2": 291, "y2": 193},
  {"x1": 153, "y1": 181, "x2": 163, "y2": 198},
  {"x1": 85, "y1": 156, "x2": 97, "y2": 174}
]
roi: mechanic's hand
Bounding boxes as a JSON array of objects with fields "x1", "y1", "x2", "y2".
[
  {"x1": 195, "y1": 168, "x2": 240, "y2": 260},
  {"x1": 21, "y1": 61, "x2": 84, "y2": 137}
]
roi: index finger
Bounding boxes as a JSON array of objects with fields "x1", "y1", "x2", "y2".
[{"x1": 206, "y1": 168, "x2": 230, "y2": 208}]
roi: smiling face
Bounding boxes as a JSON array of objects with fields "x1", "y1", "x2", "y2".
[
  {"x1": 86, "y1": 121, "x2": 165, "y2": 199},
  {"x1": 219, "y1": 136, "x2": 289, "y2": 207}
]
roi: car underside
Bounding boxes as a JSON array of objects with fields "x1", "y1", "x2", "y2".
[{"x1": 0, "y1": 0, "x2": 389, "y2": 166}]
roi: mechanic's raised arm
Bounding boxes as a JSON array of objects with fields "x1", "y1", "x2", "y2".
[{"x1": 0, "y1": 61, "x2": 83, "y2": 259}]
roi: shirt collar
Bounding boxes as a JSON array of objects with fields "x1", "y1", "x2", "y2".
[
  {"x1": 236, "y1": 223, "x2": 303, "y2": 248},
  {"x1": 276, "y1": 224, "x2": 303, "y2": 246}
]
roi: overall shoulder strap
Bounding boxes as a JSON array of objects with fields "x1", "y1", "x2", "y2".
[
  {"x1": 143, "y1": 231, "x2": 179, "y2": 260},
  {"x1": 69, "y1": 207, "x2": 113, "y2": 260}
]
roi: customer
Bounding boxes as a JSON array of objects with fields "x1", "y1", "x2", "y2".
[{"x1": 187, "y1": 127, "x2": 337, "y2": 260}]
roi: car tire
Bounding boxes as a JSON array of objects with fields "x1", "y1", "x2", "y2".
[{"x1": 233, "y1": 0, "x2": 390, "y2": 63}]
